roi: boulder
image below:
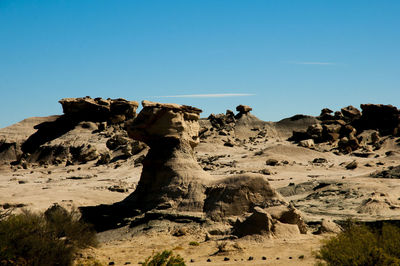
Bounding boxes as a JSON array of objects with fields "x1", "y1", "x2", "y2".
[
  {"x1": 265, "y1": 206, "x2": 307, "y2": 234},
  {"x1": 319, "y1": 108, "x2": 334, "y2": 121},
  {"x1": 0, "y1": 140, "x2": 22, "y2": 162},
  {"x1": 341, "y1": 105, "x2": 361, "y2": 122},
  {"x1": 316, "y1": 219, "x2": 342, "y2": 234},
  {"x1": 299, "y1": 139, "x2": 315, "y2": 148},
  {"x1": 204, "y1": 174, "x2": 287, "y2": 221},
  {"x1": 273, "y1": 221, "x2": 301, "y2": 237},
  {"x1": 345, "y1": 160, "x2": 358, "y2": 170},
  {"x1": 233, "y1": 207, "x2": 273, "y2": 237}
]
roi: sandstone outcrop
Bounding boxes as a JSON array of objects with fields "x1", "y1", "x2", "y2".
[
  {"x1": 59, "y1": 97, "x2": 139, "y2": 123},
  {"x1": 0, "y1": 97, "x2": 141, "y2": 166},
  {"x1": 204, "y1": 174, "x2": 286, "y2": 221},
  {"x1": 81, "y1": 101, "x2": 306, "y2": 237},
  {"x1": 358, "y1": 104, "x2": 400, "y2": 136},
  {"x1": 289, "y1": 104, "x2": 400, "y2": 153},
  {"x1": 123, "y1": 100, "x2": 207, "y2": 212}
]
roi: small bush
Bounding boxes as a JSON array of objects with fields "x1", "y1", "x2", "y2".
[
  {"x1": 188, "y1": 241, "x2": 199, "y2": 246},
  {"x1": 0, "y1": 208, "x2": 13, "y2": 221},
  {"x1": 316, "y1": 222, "x2": 400, "y2": 266},
  {"x1": 0, "y1": 205, "x2": 97, "y2": 266},
  {"x1": 44, "y1": 204, "x2": 97, "y2": 249},
  {"x1": 141, "y1": 250, "x2": 185, "y2": 266}
]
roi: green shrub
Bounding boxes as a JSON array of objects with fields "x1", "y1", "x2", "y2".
[
  {"x1": 0, "y1": 208, "x2": 13, "y2": 221},
  {"x1": 188, "y1": 241, "x2": 199, "y2": 246},
  {"x1": 0, "y1": 205, "x2": 97, "y2": 266},
  {"x1": 44, "y1": 204, "x2": 97, "y2": 249},
  {"x1": 141, "y1": 250, "x2": 185, "y2": 266},
  {"x1": 316, "y1": 222, "x2": 400, "y2": 266}
]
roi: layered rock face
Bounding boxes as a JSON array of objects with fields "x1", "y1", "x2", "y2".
[
  {"x1": 59, "y1": 97, "x2": 139, "y2": 123},
  {"x1": 124, "y1": 101, "x2": 207, "y2": 212},
  {"x1": 0, "y1": 97, "x2": 142, "y2": 166}
]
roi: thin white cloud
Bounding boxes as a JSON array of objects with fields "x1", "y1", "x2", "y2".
[
  {"x1": 154, "y1": 93, "x2": 255, "y2": 98},
  {"x1": 289, "y1": 61, "x2": 335, "y2": 65}
]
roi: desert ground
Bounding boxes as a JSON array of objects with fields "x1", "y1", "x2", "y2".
[{"x1": 1, "y1": 97, "x2": 400, "y2": 265}]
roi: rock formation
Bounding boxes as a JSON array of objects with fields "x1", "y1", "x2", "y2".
[
  {"x1": 81, "y1": 101, "x2": 307, "y2": 237},
  {"x1": 0, "y1": 97, "x2": 142, "y2": 166},
  {"x1": 59, "y1": 97, "x2": 139, "y2": 123},
  {"x1": 289, "y1": 104, "x2": 400, "y2": 153},
  {"x1": 358, "y1": 104, "x2": 400, "y2": 136},
  {"x1": 123, "y1": 100, "x2": 207, "y2": 212}
]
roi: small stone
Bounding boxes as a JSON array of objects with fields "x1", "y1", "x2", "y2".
[
  {"x1": 266, "y1": 159, "x2": 279, "y2": 166},
  {"x1": 248, "y1": 256, "x2": 254, "y2": 261},
  {"x1": 313, "y1": 158, "x2": 327, "y2": 164},
  {"x1": 207, "y1": 258, "x2": 211, "y2": 262},
  {"x1": 190, "y1": 259, "x2": 195, "y2": 263},
  {"x1": 262, "y1": 256, "x2": 267, "y2": 260},
  {"x1": 346, "y1": 160, "x2": 358, "y2": 170},
  {"x1": 224, "y1": 257, "x2": 230, "y2": 261},
  {"x1": 108, "y1": 262, "x2": 115, "y2": 265}
]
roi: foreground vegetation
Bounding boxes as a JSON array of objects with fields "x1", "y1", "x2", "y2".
[
  {"x1": 0, "y1": 205, "x2": 97, "y2": 266},
  {"x1": 140, "y1": 250, "x2": 186, "y2": 266},
  {"x1": 317, "y1": 222, "x2": 400, "y2": 266}
]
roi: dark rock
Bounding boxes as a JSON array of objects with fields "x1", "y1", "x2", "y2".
[
  {"x1": 236, "y1": 105, "x2": 252, "y2": 114},
  {"x1": 345, "y1": 160, "x2": 358, "y2": 170},
  {"x1": 371, "y1": 165, "x2": 400, "y2": 179},
  {"x1": 266, "y1": 159, "x2": 279, "y2": 166},
  {"x1": 359, "y1": 104, "x2": 400, "y2": 136},
  {"x1": 108, "y1": 185, "x2": 128, "y2": 193},
  {"x1": 313, "y1": 158, "x2": 327, "y2": 164},
  {"x1": 341, "y1": 105, "x2": 361, "y2": 122},
  {"x1": 59, "y1": 97, "x2": 138, "y2": 123},
  {"x1": 97, "y1": 152, "x2": 111, "y2": 165}
]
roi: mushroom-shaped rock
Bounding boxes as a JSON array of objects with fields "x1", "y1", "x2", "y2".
[
  {"x1": 127, "y1": 100, "x2": 202, "y2": 148},
  {"x1": 124, "y1": 101, "x2": 207, "y2": 212}
]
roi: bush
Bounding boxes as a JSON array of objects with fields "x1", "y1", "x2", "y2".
[
  {"x1": 141, "y1": 250, "x2": 185, "y2": 266},
  {"x1": 0, "y1": 208, "x2": 13, "y2": 221},
  {"x1": 0, "y1": 205, "x2": 97, "y2": 266},
  {"x1": 316, "y1": 222, "x2": 400, "y2": 266},
  {"x1": 188, "y1": 241, "x2": 199, "y2": 246}
]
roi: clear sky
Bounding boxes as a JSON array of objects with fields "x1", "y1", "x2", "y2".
[{"x1": 1, "y1": 0, "x2": 399, "y2": 128}]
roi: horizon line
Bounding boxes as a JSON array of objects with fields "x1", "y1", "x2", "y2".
[{"x1": 153, "y1": 93, "x2": 256, "y2": 98}]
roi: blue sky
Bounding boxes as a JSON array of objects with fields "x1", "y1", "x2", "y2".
[{"x1": 1, "y1": 0, "x2": 399, "y2": 128}]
